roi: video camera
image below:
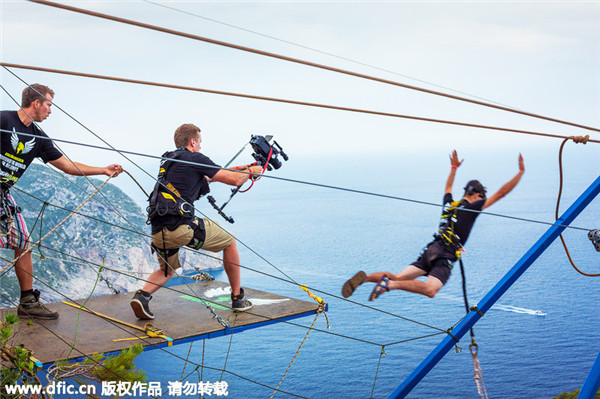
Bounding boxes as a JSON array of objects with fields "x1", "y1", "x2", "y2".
[
  {"x1": 208, "y1": 134, "x2": 288, "y2": 223},
  {"x1": 250, "y1": 135, "x2": 288, "y2": 171}
]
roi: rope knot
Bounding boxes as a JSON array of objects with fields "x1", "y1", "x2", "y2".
[{"x1": 570, "y1": 135, "x2": 589, "y2": 144}]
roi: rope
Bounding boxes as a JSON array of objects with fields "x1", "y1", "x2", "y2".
[
  {"x1": 65, "y1": 255, "x2": 106, "y2": 358},
  {"x1": 470, "y1": 343, "x2": 489, "y2": 399},
  {"x1": 140, "y1": 0, "x2": 525, "y2": 111},
  {"x1": 22, "y1": 2, "x2": 600, "y2": 133},
  {"x1": 4, "y1": 63, "x2": 600, "y2": 143},
  {"x1": 369, "y1": 346, "x2": 386, "y2": 399},
  {"x1": 457, "y1": 256, "x2": 489, "y2": 397},
  {"x1": 458, "y1": 257, "x2": 476, "y2": 341},
  {"x1": 556, "y1": 136, "x2": 600, "y2": 277},
  {"x1": 123, "y1": 169, "x2": 149, "y2": 198},
  {"x1": 201, "y1": 340, "x2": 205, "y2": 398},
  {"x1": 269, "y1": 303, "x2": 325, "y2": 399},
  {"x1": 23, "y1": 200, "x2": 48, "y2": 259},
  {"x1": 220, "y1": 312, "x2": 238, "y2": 382},
  {"x1": 179, "y1": 342, "x2": 194, "y2": 383},
  {"x1": 3, "y1": 128, "x2": 597, "y2": 235}
]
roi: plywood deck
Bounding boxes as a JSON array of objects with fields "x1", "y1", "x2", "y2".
[{"x1": 2, "y1": 281, "x2": 322, "y2": 365}]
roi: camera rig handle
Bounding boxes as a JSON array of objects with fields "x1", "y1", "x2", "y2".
[{"x1": 207, "y1": 195, "x2": 235, "y2": 223}]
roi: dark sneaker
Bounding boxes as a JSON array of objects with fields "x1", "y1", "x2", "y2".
[
  {"x1": 231, "y1": 288, "x2": 253, "y2": 312},
  {"x1": 17, "y1": 289, "x2": 59, "y2": 320},
  {"x1": 589, "y1": 229, "x2": 600, "y2": 252},
  {"x1": 130, "y1": 290, "x2": 154, "y2": 320}
]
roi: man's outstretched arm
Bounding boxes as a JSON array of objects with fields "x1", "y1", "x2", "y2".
[
  {"x1": 482, "y1": 153, "x2": 525, "y2": 210},
  {"x1": 49, "y1": 155, "x2": 122, "y2": 177},
  {"x1": 445, "y1": 149, "x2": 463, "y2": 195}
]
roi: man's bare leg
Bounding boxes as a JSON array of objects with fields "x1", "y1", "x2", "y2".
[
  {"x1": 13, "y1": 248, "x2": 33, "y2": 291},
  {"x1": 386, "y1": 275, "x2": 444, "y2": 298},
  {"x1": 222, "y1": 239, "x2": 241, "y2": 296}
]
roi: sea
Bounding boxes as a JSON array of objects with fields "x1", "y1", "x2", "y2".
[{"x1": 52, "y1": 146, "x2": 600, "y2": 398}]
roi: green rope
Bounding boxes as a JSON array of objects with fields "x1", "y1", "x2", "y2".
[{"x1": 66, "y1": 255, "x2": 105, "y2": 358}]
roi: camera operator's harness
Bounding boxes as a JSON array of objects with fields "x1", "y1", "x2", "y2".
[{"x1": 147, "y1": 149, "x2": 203, "y2": 276}]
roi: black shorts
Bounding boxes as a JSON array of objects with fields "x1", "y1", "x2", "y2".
[{"x1": 411, "y1": 241, "x2": 455, "y2": 285}]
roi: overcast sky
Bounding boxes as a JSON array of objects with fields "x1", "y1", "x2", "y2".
[{"x1": 1, "y1": 1, "x2": 599, "y2": 202}]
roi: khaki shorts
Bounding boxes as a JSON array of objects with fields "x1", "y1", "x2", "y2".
[
  {"x1": 152, "y1": 218, "x2": 233, "y2": 271},
  {"x1": 201, "y1": 218, "x2": 233, "y2": 253}
]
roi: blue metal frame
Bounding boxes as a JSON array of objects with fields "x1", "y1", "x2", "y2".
[
  {"x1": 389, "y1": 174, "x2": 600, "y2": 399},
  {"x1": 578, "y1": 349, "x2": 600, "y2": 399}
]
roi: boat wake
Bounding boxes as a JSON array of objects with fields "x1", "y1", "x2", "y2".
[
  {"x1": 493, "y1": 304, "x2": 546, "y2": 316},
  {"x1": 438, "y1": 293, "x2": 546, "y2": 316}
]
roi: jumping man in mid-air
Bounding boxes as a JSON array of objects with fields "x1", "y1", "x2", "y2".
[{"x1": 342, "y1": 150, "x2": 525, "y2": 301}]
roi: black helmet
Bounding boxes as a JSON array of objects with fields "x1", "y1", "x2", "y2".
[{"x1": 464, "y1": 180, "x2": 487, "y2": 198}]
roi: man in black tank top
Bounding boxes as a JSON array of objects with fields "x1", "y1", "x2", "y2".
[{"x1": 342, "y1": 150, "x2": 525, "y2": 301}]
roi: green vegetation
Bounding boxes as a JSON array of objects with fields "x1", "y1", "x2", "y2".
[
  {"x1": 1, "y1": 313, "x2": 146, "y2": 399},
  {"x1": 554, "y1": 388, "x2": 600, "y2": 398}
]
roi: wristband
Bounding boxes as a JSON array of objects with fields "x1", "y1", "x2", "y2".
[{"x1": 451, "y1": 165, "x2": 458, "y2": 169}]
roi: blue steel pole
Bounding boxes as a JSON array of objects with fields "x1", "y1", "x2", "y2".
[
  {"x1": 578, "y1": 349, "x2": 600, "y2": 399},
  {"x1": 389, "y1": 174, "x2": 600, "y2": 399}
]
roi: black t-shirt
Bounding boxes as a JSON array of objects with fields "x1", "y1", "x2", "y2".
[
  {"x1": 1, "y1": 110, "x2": 62, "y2": 190},
  {"x1": 151, "y1": 149, "x2": 220, "y2": 231},
  {"x1": 441, "y1": 192, "x2": 485, "y2": 245}
]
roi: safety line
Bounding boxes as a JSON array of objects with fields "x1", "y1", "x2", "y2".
[
  {"x1": 4, "y1": 129, "x2": 597, "y2": 234},
  {"x1": 27, "y1": 0, "x2": 600, "y2": 133},
  {"x1": 370, "y1": 346, "x2": 386, "y2": 399},
  {"x1": 269, "y1": 308, "x2": 322, "y2": 399},
  {"x1": 141, "y1": 0, "x2": 522, "y2": 110},
  {"x1": 3, "y1": 63, "x2": 598, "y2": 142}
]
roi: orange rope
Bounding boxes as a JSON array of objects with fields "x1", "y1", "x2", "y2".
[
  {"x1": 555, "y1": 135, "x2": 600, "y2": 277},
  {"x1": 28, "y1": 0, "x2": 600, "y2": 134},
  {"x1": 3, "y1": 63, "x2": 599, "y2": 144}
]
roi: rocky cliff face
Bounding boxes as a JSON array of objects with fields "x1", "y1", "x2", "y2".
[{"x1": 0, "y1": 163, "x2": 221, "y2": 306}]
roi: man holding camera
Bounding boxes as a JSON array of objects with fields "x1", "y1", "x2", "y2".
[{"x1": 130, "y1": 123, "x2": 262, "y2": 320}]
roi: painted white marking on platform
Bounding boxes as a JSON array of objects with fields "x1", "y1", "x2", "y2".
[
  {"x1": 204, "y1": 287, "x2": 231, "y2": 298},
  {"x1": 251, "y1": 298, "x2": 290, "y2": 306}
]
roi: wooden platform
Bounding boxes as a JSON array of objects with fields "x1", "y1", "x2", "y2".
[{"x1": 2, "y1": 281, "x2": 322, "y2": 365}]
